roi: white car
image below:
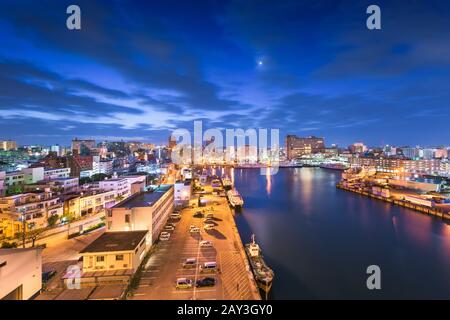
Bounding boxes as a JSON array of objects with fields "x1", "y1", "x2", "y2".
[
  {"x1": 189, "y1": 226, "x2": 200, "y2": 233},
  {"x1": 159, "y1": 233, "x2": 170, "y2": 241},
  {"x1": 176, "y1": 278, "x2": 193, "y2": 289},
  {"x1": 160, "y1": 231, "x2": 170, "y2": 237},
  {"x1": 199, "y1": 240, "x2": 213, "y2": 247},
  {"x1": 170, "y1": 213, "x2": 181, "y2": 219},
  {"x1": 203, "y1": 223, "x2": 214, "y2": 230},
  {"x1": 164, "y1": 225, "x2": 175, "y2": 231}
]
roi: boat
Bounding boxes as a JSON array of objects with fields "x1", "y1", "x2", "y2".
[
  {"x1": 221, "y1": 176, "x2": 233, "y2": 190},
  {"x1": 278, "y1": 161, "x2": 303, "y2": 168},
  {"x1": 319, "y1": 163, "x2": 349, "y2": 170},
  {"x1": 245, "y1": 234, "x2": 274, "y2": 298},
  {"x1": 211, "y1": 178, "x2": 221, "y2": 188},
  {"x1": 227, "y1": 189, "x2": 244, "y2": 208}
]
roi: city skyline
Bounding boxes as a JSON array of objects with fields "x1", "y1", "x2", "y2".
[{"x1": 1, "y1": 1, "x2": 450, "y2": 147}]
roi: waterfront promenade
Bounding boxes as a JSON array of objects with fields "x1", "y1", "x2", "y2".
[{"x1": 130, "y1": 184, "x2": 260, "y2": 300}]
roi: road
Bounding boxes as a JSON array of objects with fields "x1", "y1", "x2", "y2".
[{"x1": 131, "y1": 185, "x2": 260, "y2": 300}]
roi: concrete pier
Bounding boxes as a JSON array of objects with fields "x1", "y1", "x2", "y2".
[{"x1": 337, "y1": 183, "x2": 450, "y2": 221}]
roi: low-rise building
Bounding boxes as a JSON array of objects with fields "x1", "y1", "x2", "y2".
[
  {"x1": 24, "y1": 177, "x2": 79, "y2": 194},
  {"x1": 99, "y1": 179, "x2": 131, "y2": 199},
  {"x1": 0, "y1": 247, "x2": 43, "y2": 300},
  {"x1": 43, "y1": 167, "x2": 71, "y2": 180},
  {"x1": 79, "y1": 231, "x2": 149, "y2": 274},
  {"x1": 0, "y1": 191, "x2": 62, "y2": 233},
  {"x1": 61, "y1": 189, "x2": 116, "y2": 219},
  {"x1": 106, "y1": 185, "x2": 173, "y2": 244}
]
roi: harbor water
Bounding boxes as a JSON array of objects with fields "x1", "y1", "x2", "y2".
[{"x1": 231, "y1": 167, "x2": 450, "y2": 299}]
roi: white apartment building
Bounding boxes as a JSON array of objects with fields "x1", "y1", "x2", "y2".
[
  {"x1": 99, "y1": 178, "x2": 131, "y2": 199},
  {"x1": 0, "y1": 248, "x2": 43, "y2": 300},
  {"x1": 106, "y1": 185, "x2": 173, "y2": 244},
  {"x1": 351, "y1": 157, "x2": 450, "y2": 176},
  {"x1": 43, "y1": 167, "x2": 71, "y2": 180},
  {"x1": 4, "y1": 167, "x2": 62, "y2": 187}
]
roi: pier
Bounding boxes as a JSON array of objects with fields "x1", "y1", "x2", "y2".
[{"x1": 336, "y1": 183, "x2": 450, "y2": 221}]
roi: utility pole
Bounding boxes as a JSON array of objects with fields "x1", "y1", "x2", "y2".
[{"x1": 22, "y1": 212, "x2": 26, "y2": 248}]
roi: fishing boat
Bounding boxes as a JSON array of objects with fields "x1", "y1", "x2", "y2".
[
  {"x1": 227, "y1": 189, "x2": 244, "y2": 208},
  {"x1": 245, "y1": 234, "x2": 274, "y2": 298},
  {"x1": 221, "y1": 176, "x2": 233, "y2": 190}
]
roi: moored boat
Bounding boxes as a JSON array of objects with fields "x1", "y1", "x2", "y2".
[
  {"x1": 221, "y1": 176, "x2": 233, "y2": 190},
  {"x1": 245, "y1": 234, "x2": 274, "y2": 298},
  {"x1": 227, "y1": 189, "x2": 244, "y2": 208}
]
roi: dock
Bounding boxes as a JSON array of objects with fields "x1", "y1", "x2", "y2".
[{"x1": 337, "y1": 183, "x2": 450, "y2": 221}]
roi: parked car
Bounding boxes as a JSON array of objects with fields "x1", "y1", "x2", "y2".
[
  {"x1": 203, "y1": 223, "x2": 214, "y2": 230},
  {"x1": 199, "y1": 240, "x2": 213, "y2": 247},
  {"x1": 203, "y1": 218, "x2": 214, "y2": 224},
  {"x1": 182, "y1": 258, "x2": 197, "y2": 269},
  {"x1": 199, "y1": 261, "x2": 217, "y2": 273},
  {"x1": 189, "y1": 226, "x2": 200, "y2": 233},
  {"x1": 160, "y1": 234, "x2": 170, "y2": 241},
  {"x1": 42, "y1": 270, "x2": 57, "y2": 283},
  {"x1": 193, "y1": 211, "x2": 204, "y2": 218},
  {"x1": 164, "y1": 225, "x2": 175, "y2": 231},
  {"x1": 176, "y1": 278, "x2": 193, "y2": 289},
  {"x1": 160, "y1": 231, "x2": 171, "y2": 241},
  {"x1": 196, "y1": 277, "x2": 216, "y2": 287},
  {"x1": 170, "y1": 213, "x2": 181, "y2": 220}
]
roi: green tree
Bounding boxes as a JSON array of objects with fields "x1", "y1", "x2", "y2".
[
  {"x1": 47, "y1": 214, "x2": 59, "y2": 227},
  {"x1": 91, "y1": 173, "x2": 111, "y2": 181},
  {"x1": 1, "y1": 241, "x2": 17, "y2": 248},
  {"x1": 79, "y1": 177, "x2": 92, "y2": 185}
]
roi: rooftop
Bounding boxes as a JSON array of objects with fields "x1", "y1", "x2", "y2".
[
  {"x1": 80, "y1": 231, "x2": 148, "y2": 253},
  {"x1": 114, "y1": 185, "x2": 172, "y2": 209}
]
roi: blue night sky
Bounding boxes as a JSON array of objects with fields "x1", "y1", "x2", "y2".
[{"x1": 0, "y1": 0, "x2": 449, "y2": 147}]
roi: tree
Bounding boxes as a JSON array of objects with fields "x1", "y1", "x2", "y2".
[
  {"x1": 47, "y1": 214, "x2": 59, "y2": 227},
  {"x1": 6, "y1": 185, "x2": 23, "y2": 196},
  {"x1": 79, "y1": 177, "x2": 92, "y2": 185},
  {"x1": 1, "y1": 241, "x2": 17, "y2": 248},
  {"x1": 91, "y1": 173, "x2": 111, "y2": 182},
  {"x1": 17, "y1": 228, "x2": 46, "y2": 247}
]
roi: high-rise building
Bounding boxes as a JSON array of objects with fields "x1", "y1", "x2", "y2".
[
  {"x1": 0, "y1": 140, "x2": 17, "y2": 151},
  {"x1": 71, "y1": 138, "x2": 95, "y2": 156},
  {"x1": 168, "y1": 135, "x2": 177, "y2": 149},
  {"x1": 285, "y1": 135, "x2": 325, "y2": 160},
  {"x1": 50, "y1": 144, "x2": 60, "y2": 156},
  {"x1": 349, "y1": 142, "x2": 368, "y2": 154},
  {"x1": 401, "y1": 147, "x2": 420, "y2": 160}
]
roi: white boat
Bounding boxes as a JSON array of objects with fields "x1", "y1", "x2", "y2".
[
  {"x1": 227, "y1": 189, "x2": 244, "y2": 208},
  {"x1": 319, "y1": 163, "x2": 349, "y2": 170},
  {"x1": 221, "y1": 176, "x2": 233, "y2": 190}
]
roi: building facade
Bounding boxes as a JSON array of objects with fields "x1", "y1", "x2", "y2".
[
  {"x1": 0, "y1": 248, "x2": 43, "y2": 300},
  {"x1": 285, "y1": 135, "x2": 325, "y2": 160},
  {"x1": 106, "y1": 185, "x2": 173, "y2": 244}
]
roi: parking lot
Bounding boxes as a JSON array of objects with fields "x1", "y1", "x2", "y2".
[{"x1": 131, "y1": 185, "x2": 260, "y2": 300}]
